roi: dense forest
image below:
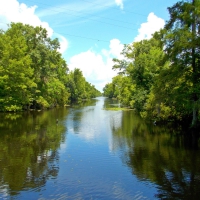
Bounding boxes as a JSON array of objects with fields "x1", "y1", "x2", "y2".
[
  {"x1": 0, "y1": 23, "x2": 101, "y2": 112},
  {"x1": 103, "y1": 0, "x2": 200, "y2": 127},
  {"x1": 0, "y1": 0, "x2": 199, "y2": 128}
]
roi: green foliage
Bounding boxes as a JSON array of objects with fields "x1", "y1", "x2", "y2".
[
  {"x1": 161, "y1": 0, "x2": 200, "y2": 125},
  {"x1": 67, "y1": 68, "x2": 101, "y2": 102},
  {"x1": 0, "y1": 23, "x2": 35, "y2": 111},
  {"x1": 105, "y1": 37, "x2": 164, "y2": 111},
  {"x1": 85, "y1": 81, "x2": 101, "y2": 98},
  {"x1": 103, "y1": 82, "x2": 115, "y2": 98},
  {"x1": 0, "y1": 23, "x2": 100, "y2": 111},
  {"x1": 104, "y1": 0, "x2": 200, "y2": 125}
]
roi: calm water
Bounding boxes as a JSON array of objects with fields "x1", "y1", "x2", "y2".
[{"x1": 0, "y1": 97, "x2": 200, "y2": 200}]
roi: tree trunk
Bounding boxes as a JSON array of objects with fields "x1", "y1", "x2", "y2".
[
  {"x1": 191, "y1": 0, "x2": 198, "y2": 127},
  {"x1": 192, "y1": 100, "x2": 197, "y2": 127}
]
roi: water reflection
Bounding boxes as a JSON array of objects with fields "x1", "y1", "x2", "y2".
[
  {"x1": 0, "y1": 108, "x2": 68, "y2": 197},
  {"x1": 67, "y1": 97, "x2": 108, "y2": 141},
  {"x1": 103, "y1": 97, "x2": 120, "y2": 109},
  {"x1": 1, "y1": 97, "x2": 200, "y2": 199},
  {"x1": 110, "y1": 109, "x2": 200, "y2": 199}
]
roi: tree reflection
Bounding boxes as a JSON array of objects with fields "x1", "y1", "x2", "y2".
[
  {"x1": 71, "y1": 98, "x2": 98, "y2": 108},
  {"x1": 103, "y1": 97, "x2": 119, "y2": 109},
  {"x1": 69, "y1": 98, "x2": 101, "y2": 135},
  {"x1": 110, "y1": 111, "x2": 200, "y2": 199},
  {"x1": 0, "y1": 108, "x2": 68, "y2": 196}
]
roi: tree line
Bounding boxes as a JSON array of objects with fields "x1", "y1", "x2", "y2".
[
  {"x1": 103, "y1": 0, "x2": 200, "y2": 127},
  {"x1": 0, "y1": 23, "x2": 101, "y2": 112}
]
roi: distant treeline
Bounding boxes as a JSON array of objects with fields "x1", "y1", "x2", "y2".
[
  {"x1": 103, "y1": 0, "x2": 200, "y2": 127},
  {"x1": 0, "y1": 23, "x2": 101, "y2": 112}
]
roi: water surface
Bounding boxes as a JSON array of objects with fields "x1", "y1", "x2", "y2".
[{"x1": 0, "y1": 97, "x2": 200, "y2": 199}]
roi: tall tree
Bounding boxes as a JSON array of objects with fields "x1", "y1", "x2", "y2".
[
  {"x1": 0, "y1": 23, "x2": 70, "y2": 110},
  {"x1": 67, "y1": 68, "x2": 87, "y2": 102},
  {"x1": 111, "y1": 37, "x2": 165, "y2": 111},
  {"x1": 0, "y1": 24, "x2": 35, "y2": 111},
  {"x1": 162, "y1": 0, "x2": 200, "y2": 126}
]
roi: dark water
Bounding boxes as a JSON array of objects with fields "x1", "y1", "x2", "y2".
[{"x1": 0, "y1": 97, "x2": 200, "y2": 200}]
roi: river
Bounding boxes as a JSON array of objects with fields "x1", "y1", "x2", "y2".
[{"x1": 0, "y1": 97, "x2": 200, "y2": 199}]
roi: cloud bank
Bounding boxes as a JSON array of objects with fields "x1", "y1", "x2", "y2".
[
  {"x1": 0, "y1": 1, "x2": 165, "y2": 92},
  {"x1": 115, "y1": 0, "x2": 124, "y2": 9},
  {"x1": 0, "y1": 0, "x2": 53, "y2": 36},
  {"x1": 0, "y1": 0, "x2": 68, "y2": 53},
  {"x1": 68, "y1": 12, "x2": 165, "y2": 92},
  {"x1": 68, "y1": 39, "x2": 124, "y2": 92},
  {"x1": 134, "y1": 12, "x2": 165, "y2": 42}
]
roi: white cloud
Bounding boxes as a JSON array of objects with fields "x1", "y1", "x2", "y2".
[
  {"x1": 134, "y1": 12, "x2": 165, "y2": 42},
  {"x1": 110, "y1": 39, "x2": 124, "y2": 58},
  {"x1": 102, "y1": 39, "x2": 124, "y2": 59},
  {"x1": 0, "y1": 0, "x2": 69, "y2": 53},
  {"x1": 68, "y1": 39, "x2": 123, "y2": 92},
  {"x1": 115, "y1": 0, "x2": 124, "y2": 9},
  {"x1": 0, "y1": 0, "x2": 53, "y2": 36}
]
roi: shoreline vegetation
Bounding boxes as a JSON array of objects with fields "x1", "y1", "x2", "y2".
[
  {"x1": 0, "y1": 0, "x2": 200, "y2": 131},
  {"x1": 103, "y1": 0, "x2": 200, "y2": 129},
  {"x1": 0, "y1": 23, "x2": 101, "y2": 113},
  {"x1": 103, "y1": 107, "x2": 133, "y2": 111}
]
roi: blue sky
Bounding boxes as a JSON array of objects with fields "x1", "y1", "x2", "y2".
[{"x1": 0, "y1": 0, "x2": 178, "y2": 91}]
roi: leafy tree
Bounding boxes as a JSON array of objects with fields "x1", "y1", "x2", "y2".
[
  {"x1": 104, "y1": 0, "x2": 200, "y2": 127},
  {"x1": 0, "y1": 24, "x2": 36, "y2": 111},
  {"x1": 15, "y1": 22, "x2": 70, "y2": 109},
  {"x1": 110, "y1": 37, "x2": 165, "y2": 112},
  {"x1": 114, "y1": 75, "x2": 136, "y2": 108},
  {"x1": 66, "y1": 68, "x2": 85, "y2": 102},
  {"x1": 0, "y1": 23, "x2": 70, "y2": 111},
  {"x1": 85, "y1": 82, "x2": 101, "y2": 98},
  {"x1": 67, "y1": 68, "x2": 101, "y2": 102},
  {"x1": 103, "y1": 82, "x2": 115, "y2": 98},
  {"x1": 0, "y1": 22, "x2": 105, "y2": 111},
  {"x1": 157, "y1": 0, "x2": 200, "y2": 125}
]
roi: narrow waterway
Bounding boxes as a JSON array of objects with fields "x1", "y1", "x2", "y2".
[{"x1": 0, "y1": 97, "x2": 200, "y2": 199}]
